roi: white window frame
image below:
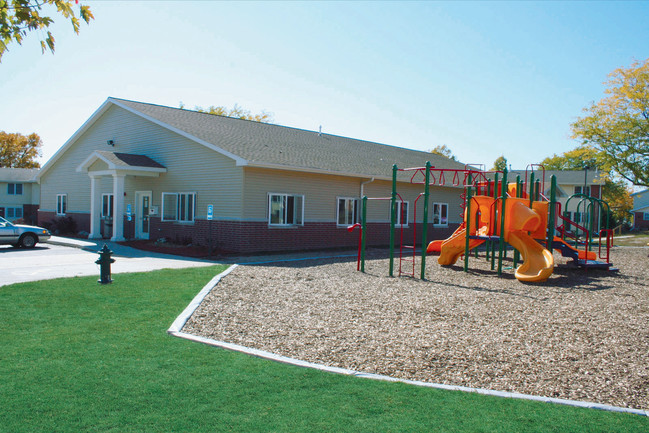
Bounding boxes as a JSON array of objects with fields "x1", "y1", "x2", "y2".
[
  {"x1": 433, "y1": 202, "x2": 449, "y2": 227},
  {"x1": 7, "y1": 183, "x2": 23, "y2": 195},
  {"x1": 643, "y1": 212, "x2": 649, "y2": 221},
  {"x1": 56, "y1": 194, "x2": 67, "y2": 215},
  {"x1": 268, "y1": 193, "x2": 304, "y2": 227},
  {"x1": 396, "y1": 201, "x2": 409, "y2": 227},
  {"x1": 101, "y1": 194, "x2": 114, "y2": 218},
  {"x1": 161, "y1": 192, "x2": 196, "y2": 223},
  {"x1": 336, "y1": 197, "x2": 360, "y2": 227}
]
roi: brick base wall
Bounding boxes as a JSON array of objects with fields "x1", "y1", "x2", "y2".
[
  {"x1": 37, "y1": 211, "x2": 460, "y2": 254},
  {"x1": 38, "y1": 211, "x2": 90, "y2": 234},
  {"x1": 634, "y1": 212, "x2": 649, "y2": 230},
  {"x1": 149, "y1": 218, "x2": 459, "y2": 254}
]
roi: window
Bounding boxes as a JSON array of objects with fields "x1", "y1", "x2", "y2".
[
  {"x1": 268, "y1": 193, "x2": 304, "y2": 226},
  {"x1": 396, "y1": 201, "x2": 409, "y2": 227},
  {"x1": 162, "y1": 192, "x2": 195, "y2": 222},
  {"x1": 101, "y1": 194, "x2": 114, "y2": 218},
  {"x1": 574, "y1": 186, "x2": 590, "y2": 196},
  {"x1": 56, "y1": 194, "x2": 67, "y2": 215},
  {"x1": 6, "y1": 207, "x2": 23, "y2": 219},
  {"x1": 337, "y1": 197, "x2": 359, "y2": 226},
  {"x1": 643, "y1": 212, "x2": 649, "y2": 221},
  {"x1": 433, "y1": 203, "x2": 448, "y2": 227},
  {"x1": 7, "y1": 183, "x2": 23, "y2": 195}
]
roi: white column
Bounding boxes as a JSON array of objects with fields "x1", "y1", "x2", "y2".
[
  {"x1": 111, "y1": 174, "x2": 126, "y2": 241},
  {"x1": 88, "y1": 175, "x2": 102, "y2": 239}
]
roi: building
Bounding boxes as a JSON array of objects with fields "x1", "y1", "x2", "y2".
[
  {"x1": 631, "y1": 189, "x2": 649, "y2": 230},
  {"x1": 0, "y1": 167, "x2": 40, "y2": 223},
  {"x1": 507, "y1": 169, "x2": 604, "y2": 226},
  {"x1": 37, "y1": 98, "x2": 469, "y2": 253}
]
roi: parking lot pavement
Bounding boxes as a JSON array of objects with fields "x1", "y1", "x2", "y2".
[{"x1": 0, "y1": 241, "x2": 217, "y2": 287}]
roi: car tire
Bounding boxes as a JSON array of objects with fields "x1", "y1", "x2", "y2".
[{"x1": 19, "y1": 233, "x2": 37, "y2": 249}]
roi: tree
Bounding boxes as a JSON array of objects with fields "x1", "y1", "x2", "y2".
[
  {"x1": 571, "y1": 58, "x2": 649, "y2": 187},
  {"x1": 430, "y1": 144, "x2": 457, "y2": 161},
  {"x1": 195, "y1": 104, "x2": 273, "y2": 123},
  {"x1": 540, "y1": 145, "x2": 633, "y2": 226},
  {"x1": 0, "y1": 0, "x2": 94, "y2": 62},
  {"x1": 491, "y1": 155, "x2": 507, "y2": 171},
  {"x1": 0, "y1": 131, "x2": 42, "y2": 168}
]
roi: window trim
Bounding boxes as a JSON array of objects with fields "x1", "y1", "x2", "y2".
[
  {"x1": 7, "y1": 183, "x2": 23, "y2": 195},
  {"x1": 56, "y1": 194, "x2": 67, "y2": 216},
  {"x1": 6, "y1": 206, "x2": 23, "y2": 219},
  {"x1": 268, "y1": 192, "x2": 305, "y2": 227},
  {"x1": 101, "y1": 193, "x2": 114, "y2": 218},
  {"x1": 161, "y1": 192, "x2": 196, "y2": 223},
  {"x1": 395, "y1": 200, "x2": 409, "y2": 227},
  {"x1": 433, "y1": 202, "x2": 449, "y2": 227},
  {"x1": 336, "y1": 197, "x2": 360, "y2": 227}
]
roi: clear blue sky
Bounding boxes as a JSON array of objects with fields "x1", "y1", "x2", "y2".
[{"x1": 1, "y1": 1, "x2": 648, "y2": 169}]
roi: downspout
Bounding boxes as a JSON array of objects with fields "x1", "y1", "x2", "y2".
[{"x1": 360, "y1": 177, "x2": 375, "y2": 199}]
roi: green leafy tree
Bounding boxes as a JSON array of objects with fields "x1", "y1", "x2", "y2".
[
  {"x1": 430, "y1": 144, "x2": 457, "y2": 161},
  {"x1": 0, "y1": 1, "x2": 94, "y2": 62},
  {"x1": 491, "y1": 155, "x2": 507, "y2": 171},
  {"x1": 571, "y1": 58, "x2": 649, "y2": 187},
  {"x1": 195, "y1": 104, "x2": 273, "y2": 123},
  {"x1": 540, "y1": 145, "x2": 633, "y2": 226},
  {"x1": 0, "y1": 131, "x2": 42, "y2": 168}
]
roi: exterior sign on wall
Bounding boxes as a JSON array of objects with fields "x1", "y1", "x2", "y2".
[
  {"x1": 127, "y1": 204, "x2": 132, "y2": 222},
  {"x1": 207, "y1": 204, "x2": 214, "y2": 221}
]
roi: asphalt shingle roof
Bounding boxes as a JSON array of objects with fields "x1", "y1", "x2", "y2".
[
  {"x1": 113, "y1": 98, "x2": 468, "y2": 181},
  {"x1": 0, "y1": 167, "x2": 39, "y2": 182}
]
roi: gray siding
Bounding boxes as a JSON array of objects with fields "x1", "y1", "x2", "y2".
[{"x1": 39, "y1": 105, "x2": 244, "y2": 220}]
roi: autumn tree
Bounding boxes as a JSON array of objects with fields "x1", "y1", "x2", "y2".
[
  {"x1": 194, "y1": 104, "x2": 273, "y2": 123},
  {"x1": 571, "y1": 58, "x2": 649, "y2": 187},
  {"x1": 0, "y1": 0, "x2": 93, "y2": 62},
  {"x1": 491, "y1": 155, "x2": 507, "y2": 171},
  {"x1": 0, "y1": 131, "x2": 42, "y2": 168},
  {"x1": 430, "y1": 144, "x2": 457, "y2": 161}
]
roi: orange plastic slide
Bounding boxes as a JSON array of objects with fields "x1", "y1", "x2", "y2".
[
  {"x1": 437, "y1": 228, "x2": 485, "y2": 266},
  {"x1": 504, "y1": 199, "x2": 554, "y2": 282},
  {"x1": 553, "y1": 236, "x2": 597, "y2": 261},
  {"x1": 508, "y1": 230, "x2": 554, "y2": 282}
]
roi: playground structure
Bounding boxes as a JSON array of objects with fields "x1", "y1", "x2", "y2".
[{"x1": 350, "y1": 163, "x2": 616, "y2": 283}]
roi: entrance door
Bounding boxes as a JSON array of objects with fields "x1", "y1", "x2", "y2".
[{"x1": 135, "y1": 191, "x2": 152, "y2": 240}]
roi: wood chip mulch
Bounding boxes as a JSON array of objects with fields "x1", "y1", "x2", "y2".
[{"x1": 183, "y1": 247, "x2": 649, "y2": 410}]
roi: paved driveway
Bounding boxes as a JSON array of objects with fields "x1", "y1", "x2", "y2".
[{"x1": 0, "y1": 239, "x2": 217, "y2": 287}]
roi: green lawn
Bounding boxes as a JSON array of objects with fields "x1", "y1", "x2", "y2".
[
  {"x1": 614, "y1": 233, "x2": 649, "y2": 247},
  {"x1": 1, "y1": 267, "x2": 647, "y2": 432}
]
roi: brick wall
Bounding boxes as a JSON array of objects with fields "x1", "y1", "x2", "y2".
[
  {"x1": 150, "y1": 218, "x2": 459, "y2": 254},
  {"x1": 634, "y1": 212, "x2": 649, "y2": 230}
]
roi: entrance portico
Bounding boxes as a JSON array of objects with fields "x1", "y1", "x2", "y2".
[{"x1": 77, "y1": 151, "x2": 166, "y2": 241}]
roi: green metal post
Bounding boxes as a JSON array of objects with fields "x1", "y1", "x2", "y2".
[
  {"x1": 361, "y1": 196, "x2": 367, "y2": 272},
  {"x1": 389, "y1": 164, "x2": 397, "y2": 277},
  {"x1": 513, "y1": 175, "x2": 521, "y2": 268},
  {"x1": 547, "y1": 175, "x2": 556, "y2": 252},
  {"x1": 420, "y1": 161, "x2": 431, "y2": 280},
  {"x1": 497, "y1": 168, "x2": 508, "y2": 276},
  {"x1": 464, "y1": 172, "x2": 473, "y2": 272}
]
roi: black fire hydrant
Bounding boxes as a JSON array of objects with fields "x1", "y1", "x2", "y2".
[{"x1": 96, "y1": 244, "x2": 115, "y2": 284}]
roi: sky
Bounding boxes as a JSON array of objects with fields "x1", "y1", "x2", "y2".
[{"x1": 1, "y1": 1, "x2": 648, "y2": 170}]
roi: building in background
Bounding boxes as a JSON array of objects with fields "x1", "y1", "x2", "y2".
[{"x1": 0, "y1": 168, "x2": 40, "y2": 224}]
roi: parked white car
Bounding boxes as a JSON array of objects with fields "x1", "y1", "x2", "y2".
[{"x1": 0, "y1": 216, "x2": 51, "y2": 248}]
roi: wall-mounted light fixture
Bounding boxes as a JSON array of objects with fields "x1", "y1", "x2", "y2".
[{"x1": 107, "y1": 140, "x2": 115, "y2": 146}]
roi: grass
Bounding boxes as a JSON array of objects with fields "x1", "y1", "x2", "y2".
[
  {"x1": 1, "y1": 266, "x2": 647, "y2": 432},
  {"x1": 614, "y1": 233, "x2": 649, "y2": 247}
]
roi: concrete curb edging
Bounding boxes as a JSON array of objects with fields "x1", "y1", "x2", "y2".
[{"x1": 168, "y1": 264, "x2": 649, "y2": 418}]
